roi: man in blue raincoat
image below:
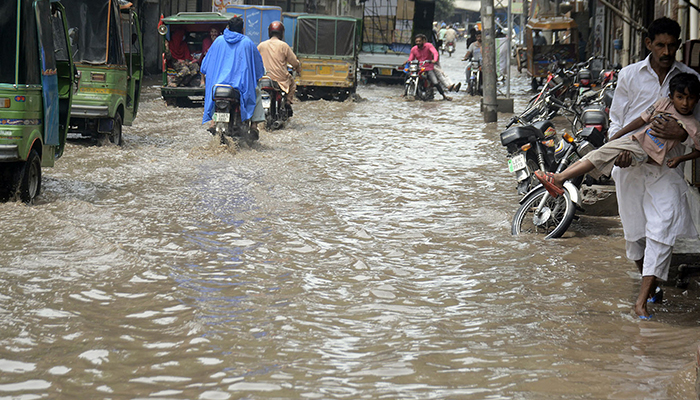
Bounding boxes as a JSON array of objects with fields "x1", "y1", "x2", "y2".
[{"x1": 201, "y1": 16, "x2": 265, "y2": 133}]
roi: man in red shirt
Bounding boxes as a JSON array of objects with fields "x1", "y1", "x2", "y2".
[{"x1": 408, "y1": 34, "x2": 452, "y2": 101}]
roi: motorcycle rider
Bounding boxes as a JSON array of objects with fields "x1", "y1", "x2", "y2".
[
  {"x1": 407, "y1": 33, "x2": 452, "y2": 101},
  {"x1": 257, "y1": 21, "x2": 301, "y2": 104},
  {"x1": 462, "y1": 30, "x2": 482, "y2": 85},
  {"x1": 201, "y1": 16, "x2": 265, "y2": 135},
  {"x1": 444, "y1": 25, "x2": 458, "y2": 50},
  {"x1": 437, "y1": 23, "x2": 447, "y2": 51}
]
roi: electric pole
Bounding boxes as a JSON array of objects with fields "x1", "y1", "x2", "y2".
[{"x1": 481, "y1": 0, "x2": 497, "y2": 122}]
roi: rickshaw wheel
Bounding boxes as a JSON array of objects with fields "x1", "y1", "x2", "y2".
[
  {"x1": 109, "y1": 114, "x2": 123, "y2": 146},
  {"x1": 18, "y1": 150, "x2": 41, "y2": 204}
]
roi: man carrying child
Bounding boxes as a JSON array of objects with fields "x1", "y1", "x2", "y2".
[{"x1": 540, "y1": 17, "x2": 700, "y2": 320}]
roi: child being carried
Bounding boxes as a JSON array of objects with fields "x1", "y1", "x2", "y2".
[{"x1": 535, "y1": 72, "x2": 700, "y2": 198}]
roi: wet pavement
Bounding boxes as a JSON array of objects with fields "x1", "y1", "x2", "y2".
[{"x1": 0, "y1": 53, "x2": 699, "y2": 399}]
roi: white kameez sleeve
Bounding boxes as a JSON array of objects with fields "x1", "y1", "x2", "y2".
[{"x1": 608, "y1": 68, "x2": 631, "y2": 139}]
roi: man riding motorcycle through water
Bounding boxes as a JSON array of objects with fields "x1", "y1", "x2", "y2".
[
  {"x1": 257, "y1": 21, "x2": 301, "y2": 104},
  {"x1": 407, "y1": 33, "x2": 452, "y2": 101},
  {"x1": 201, "y1": 16, "x2": 265, "y2": 136},
  {"x1": 463, "y1": 30, "x2": 482, "y2": 83}
]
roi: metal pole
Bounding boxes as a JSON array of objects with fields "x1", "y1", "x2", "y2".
[
  {"x1": 692, "y1": 0, "x2": 700, "y2": 40},
  {"x1": 482, "y1": 0, "x2": 497, "y2": 122},
  {"x1": 506, "y1": 0, "x2": 512, "y2": 98}
]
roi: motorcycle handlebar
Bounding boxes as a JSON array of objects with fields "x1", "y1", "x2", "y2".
[
  {"x1": 546, "y1": 95, "x2": 567, "y2": 109},
  {"x1": 548, "y1": 82, "x2": 564, "y2": 94}
]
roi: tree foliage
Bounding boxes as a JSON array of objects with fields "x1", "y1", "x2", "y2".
[{"x1": 435, "y1": 0, "x2": 455, "y2": 21}]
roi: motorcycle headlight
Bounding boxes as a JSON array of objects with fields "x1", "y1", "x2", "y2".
[{"x1": 576, "y1": 141, "x2": 595, "y2": 158}]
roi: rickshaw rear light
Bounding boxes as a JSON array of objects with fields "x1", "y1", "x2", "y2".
[
  {"x1": 91, "y1": 72, "x2": 106, "y2": 82},
  {"x1": 520, "y1": 143, "x2": 532, "y2": 151},
  {"x1": 0, "y1": 98, "x2": 9, "y2": 108}
]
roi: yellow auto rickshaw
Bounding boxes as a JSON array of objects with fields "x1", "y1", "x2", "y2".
[{"x1": 294, "y1": 15, "x2": 362, "y2": 101}]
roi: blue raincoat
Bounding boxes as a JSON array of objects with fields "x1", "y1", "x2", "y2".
[{"x1": 201, "y1": 29, "x2": 264, "y2": 123}]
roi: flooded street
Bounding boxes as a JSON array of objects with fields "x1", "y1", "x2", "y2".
[{"x1": 2, "y1": 54, "x2": 700, "y2": 399}]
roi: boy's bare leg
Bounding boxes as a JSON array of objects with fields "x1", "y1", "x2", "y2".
[{"x1": 551, "y1": 159, "x2": 595, "y2": 187}]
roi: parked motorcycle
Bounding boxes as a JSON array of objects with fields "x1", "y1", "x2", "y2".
[
  {"x1": 466, "y1": 59, "x2": 482, "y2": 96},
  {"x1": 211, "y1": 84, "x2": 259, "y2": 145},
  {"x1": 501, "y1": 118, "x2": 560, "y2": 194},
  {"x1": 259, "y1": 76, "x2": 292, "y2": 130},
  {"x1": 510, "y1": 97, "x2": 608, "y2": 239},
  {"x1": 404, "y1": 60, "x2": 434, "y2": 101}
]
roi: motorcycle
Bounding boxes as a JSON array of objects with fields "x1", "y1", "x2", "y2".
[
  {"x1": 466, "y1": 59, "x2": 482, "y2": 96},
  {"x1": 501, "y1": 118, "x2": 560, "y2": 195},
  {"x1": 211, "y1": 84, "x2": 259, "y2": 145},
  {"x1": 510, "y1": 97, "x2": 608, "y2": 239},
  {"x1": 259, "y1": 76, "x2": 292, "y2": 130},
  {"x1": 444, "y1": 41, "x2": 455, "y2": 57},
  {"x1": 502, "y1": 89, "x2": 609, "y2": 195},
  {"x1": 404, "y1": 60, "x2": 434, "y2": 101}
]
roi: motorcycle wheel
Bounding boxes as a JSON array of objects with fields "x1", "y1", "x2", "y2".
[
  {"x1": 405, "y1": 81, "x2": 417, "y2": 100},
  {"x1": 511, "y1": 187, "x2": 576, "y2": 239},
  {"x1": 467, "y1": 79, "x2": 475, "y2": 96}
]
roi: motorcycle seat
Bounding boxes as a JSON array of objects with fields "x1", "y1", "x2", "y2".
[
  {"x1": 213, "y1": 84, "x2": 240, "y2": 101},
  {"x1": 259, "y1": 76, "x2": 281, "y2": 91}
]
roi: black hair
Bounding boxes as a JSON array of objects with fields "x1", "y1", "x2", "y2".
[
  {"x1": 669, "y1": 73, "x2": 700, "y2": 98},
  {"x1": 647, "y1": 17, "x2": 681, "y2": 42},
  {"x1": 228, "y1": 16, "x2": 244, "y2": 34},
  {"x1": 415, "y1": 33, "x2": 427, "y2": 41}
]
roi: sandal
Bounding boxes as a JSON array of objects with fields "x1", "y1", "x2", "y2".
[{"x1": 534, "y1": 170, "x2": 565, "y2": 198}]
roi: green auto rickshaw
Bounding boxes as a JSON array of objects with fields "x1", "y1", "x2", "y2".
[
  {"x1": 158, "y1": 12, "x2": 236, "y2": 106},
  {"x1": 62, "y1": 0, "x2": 143, "y2": 145},
  {"x1": 0, "y1": 0, "x2": 75, "y2": 203}
]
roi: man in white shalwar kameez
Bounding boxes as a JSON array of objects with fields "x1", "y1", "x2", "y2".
[{"x1": 609, "y1": 17, "x2": 700, "y2": 319}]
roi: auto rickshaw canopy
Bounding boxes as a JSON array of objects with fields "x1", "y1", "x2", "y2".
[
  {"x1": 161, "y1": 12, "x2": 239, "y2": 26},
  {"x1": 62, "y1": 0, "x2": 127, "y2": 65},
  {"x1": 295, "y1": 15, "x2": 361, "y2": 58},
  {"x1": 0, "y1": 0, "x2": 70, "y2": 85}
]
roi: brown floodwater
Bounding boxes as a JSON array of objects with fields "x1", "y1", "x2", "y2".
[{"x1": 0, "y1": 55, "x2": 699, "y2": 399}]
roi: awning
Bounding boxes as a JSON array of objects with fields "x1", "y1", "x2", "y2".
[
  {"x1": 526, "y1": 16, "x2": 577, "y2": 31},
  {"x1": 453, "y1": 0, "x2": 480, "y2": 12}
]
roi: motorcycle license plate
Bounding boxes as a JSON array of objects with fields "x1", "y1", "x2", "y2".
[
  {"x1": 213, "y1": 112, "x2": 229, "y2": 123},
  {"x1": 508, "y1": 154, "x2": 527, "y2": 173},
  {"x1": 262, "y1": 97, "x2": 271, "y2": 109}
]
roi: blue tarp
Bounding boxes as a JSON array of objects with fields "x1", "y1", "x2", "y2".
[
  {"x1": 225, "y1": 5, "x2": 282, "y2": 45},
  {"x1": 200, "y1": 29, "x2": 264, "y2": 123}
]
